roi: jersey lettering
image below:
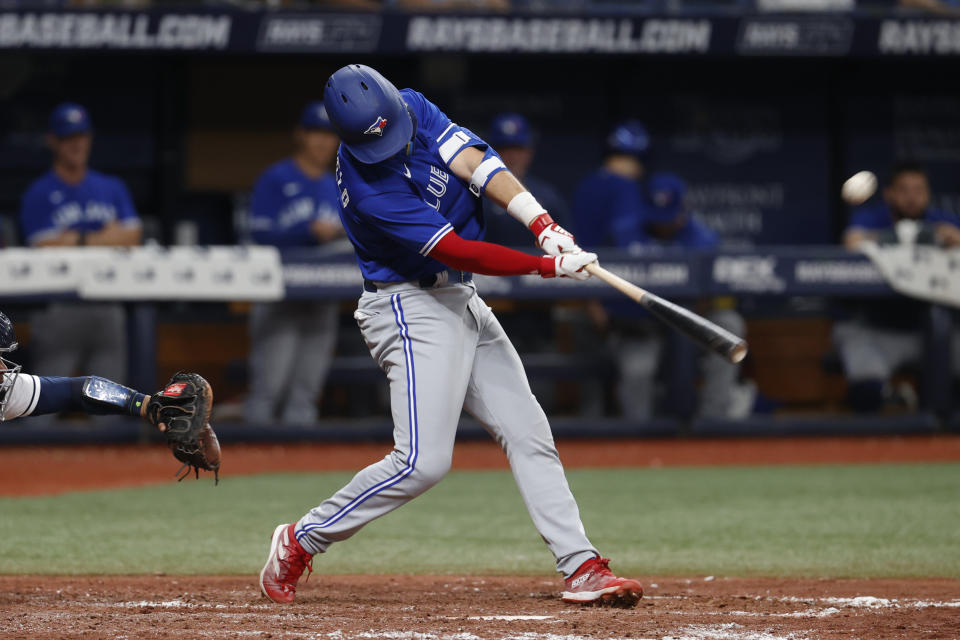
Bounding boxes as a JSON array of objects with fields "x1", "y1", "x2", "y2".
[
  {"x1": 426, "y1": 165, "x2": 449, "y2": 206},
  {"x1": 336, "y1": 157, "x2": 350, "y2": 208}
]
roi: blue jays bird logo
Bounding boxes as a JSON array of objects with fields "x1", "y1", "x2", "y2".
[{"x1": 364, "y1": 116, "x2": 388, "y2": 136}]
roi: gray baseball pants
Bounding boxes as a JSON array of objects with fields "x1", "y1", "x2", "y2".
[
  {"x1": 833, "y1": 319, "x2": 960, "y2": 381},
  {"x1": 31, "y1": 302, "x2": 127, "y2": 382},
  {"x1": 247, "y1": 301, "x2": 339, "y2": 425},
  {"x1": 295, "y1": 280, "x2": 598, "y2": 577}
]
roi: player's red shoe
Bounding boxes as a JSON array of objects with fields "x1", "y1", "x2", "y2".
[
  {"x1": 561, "y1": 556, "x2": 643, "y2": 607},
  {"x1": 259, "y1": 523, "x2": 313, "y2": 603}
]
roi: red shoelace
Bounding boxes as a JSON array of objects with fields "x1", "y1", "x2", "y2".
[
  {"x1": 280, "y1": 541, "x2": 314, "y2": 586},
  {"x1": 583, "y1": 557, "x2": 614, "y2": 579}
]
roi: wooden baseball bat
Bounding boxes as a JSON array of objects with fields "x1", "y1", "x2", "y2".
[{"x1": 584, "y1": 263, "x2": 748, "y2": 364}]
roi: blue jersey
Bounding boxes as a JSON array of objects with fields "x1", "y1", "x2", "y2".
[
  {"x1": 848, "y1": 203, "x2": 960, "y2": 231},
  {"x1": 572, "y1": 169, "x2": 643, "y2": 248},
  {"x1": 334, "y1": 89, "x2": 488, "y2": 282},
  {"x1": 19, "y1": 169, "x2": 140, "y2": 246},
  {"x1": 249, "y1": 158, "x2": 341, "y2": 248}
]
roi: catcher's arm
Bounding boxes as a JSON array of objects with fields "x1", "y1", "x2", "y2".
[{"x1": 16, "y1": 375, "x2": 151, "y2": 419}]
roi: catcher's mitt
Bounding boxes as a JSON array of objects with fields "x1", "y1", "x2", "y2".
[{"x1": 147, "y1": 372, "x2": 221, "y2": 484}]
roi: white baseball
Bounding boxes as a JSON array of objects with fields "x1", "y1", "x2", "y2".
[{"x1": 841, "y1": 170, "x2": 877, "y2": 206}]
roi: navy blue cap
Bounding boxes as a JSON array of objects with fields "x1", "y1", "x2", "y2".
[
  {"x1": 300, "y1": 101, "x2": 334, "y2": 131},
  {"x1": 323, "y1": 64, "x2": 413, "y2": 164},
  {"x1": 643, "y1": 172, "x2": 687, "y2": 223},
  {"x1": 49, "y1": 102, "x2": 92, "y2": 138},
  {"x1": 487, "y1": 113, "x2": 533, "y2": 148},
  {"x1": 606, "y1": 120, "x2": 650, "y2": 159}
]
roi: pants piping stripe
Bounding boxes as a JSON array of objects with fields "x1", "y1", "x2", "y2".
[{"x1": 296, "y1": 294, "x2": 418, "y2": 541}]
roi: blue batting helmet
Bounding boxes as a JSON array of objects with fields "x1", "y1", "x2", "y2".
[
  {"x1": 299, "y1": 101, "x2": 334, "y2": 131},
  {"x1": 487, "y1": 113, "x2": 533, "y2": 148},
  {"x1": 606, "y1": 120, "x2": 650, "y2": 159},
  {"x1": 323, "y1": 65, "x2": 413, "y2": 164}
]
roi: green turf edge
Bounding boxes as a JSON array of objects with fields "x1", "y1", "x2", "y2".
[{"x1": 1, "y1": 464, "x2": 957, "y2": 578}]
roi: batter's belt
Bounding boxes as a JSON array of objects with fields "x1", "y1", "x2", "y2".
[{"x1": 363, "y1": 269, "x2": 473, "y2": 293}]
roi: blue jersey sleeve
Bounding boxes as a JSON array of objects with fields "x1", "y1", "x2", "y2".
[
  {"x1": 402, "y1": 89, "x2": 489, "y2": 168},
  {"x1": 19, "y1": 182, "x2": 58, "y2": 245},
  {"x1": 112, "y1": 178, "x2": 141, "y2": 226},
  {"x1": 355, "y1": 191, "x2": 454, "y2": 256},
  {"x1": 847, "y1": 205, "x2": 890, "y2": 231},
  {"x1": 926, "y1": 209, "x2": 960, "y2": 228}
]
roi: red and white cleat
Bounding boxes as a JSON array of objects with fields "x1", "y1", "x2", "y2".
[
  {"x1": 561, "y1": 557, "x2": 643, "y2": 607},
  {"x1": 259, "y1": 523, "x2": 314, "y2": 603}
]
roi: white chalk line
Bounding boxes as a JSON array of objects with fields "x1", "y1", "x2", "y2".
[{"x1": 14, "y1": 593, "x2": 960, "y2": 640}]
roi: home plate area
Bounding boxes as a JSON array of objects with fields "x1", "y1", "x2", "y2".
[{"x1": 2, "y1": 575, "x2": 958, "y2": 640}]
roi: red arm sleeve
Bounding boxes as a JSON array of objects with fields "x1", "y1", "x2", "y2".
[{"x1": 429, "y1": 231, "x2": 555, "y2": 277}]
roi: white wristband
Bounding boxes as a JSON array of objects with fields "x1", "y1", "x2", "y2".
[{"x1": 506, "y1": 192, "x2": 547, "y2": 228}]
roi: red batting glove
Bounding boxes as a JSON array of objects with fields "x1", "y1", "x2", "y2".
[
  {"x1": 529, "y1": 213, "x2": 581, "y2": 256},
  {"x1": 539, "y1": 252, "x2": 598, "y2": 280}
]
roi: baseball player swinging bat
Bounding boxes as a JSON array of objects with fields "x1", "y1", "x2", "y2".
[
  {"x1": 261, "y1": 64, "x2": 649, "y2": 609},
  {"x1": 584, "y1": 263, "x2": 748, "y2": 364}
]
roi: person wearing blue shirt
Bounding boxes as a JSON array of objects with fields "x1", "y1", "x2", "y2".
[
  {"x1": 19, "y1": 103, "x2": 141, "y2": 392},
  {"x1": 257, "y1": 65, "x2": 645, "y2": 609},
  {"x1": 480, "y1": 113, "x2": 570, "y2": 393},
  {"x1": 482, "y1": 113, "x2": 571, "y2": 246},
  {"x1": 570, "y1": 121, "x2": 650, "y2": 417},
  {"x1": 246, "y1": 102, "x2": 345, "y2": 425},
  {"x1": 584, "y1": 171, "x2": 752, "y2": 420},
  {"x1": 572, "y1": 120, "x2": 650, "y2": 249},
  {"x1": 837, "y1": 162, "x2": 960, "y2": 412}
]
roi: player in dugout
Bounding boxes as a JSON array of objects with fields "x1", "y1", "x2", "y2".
[
  {"x1": 575, "y1": 169, "x2": 751, "y2": 420},
  {"x1": 258, "y1": 64, "x2": 644, "y2": 608},
  {"x1": 479, "y1": 113, "x2": 573, "y2": 388},
  {"x1": 246, "y1": 102, "x2": 345, "y2": 425},
  {"x1": 18, "y1": 103, "x2": 142, "y2": 402},
  {"x1": 838, "y1": 162, "x2": 960, "y2": 412},
  {"x1": 569, "y1": 120, "x2": 650, "y2": 417},
  {"x1": 481, "y1": 113, "x2": 570, "y2": 246}
]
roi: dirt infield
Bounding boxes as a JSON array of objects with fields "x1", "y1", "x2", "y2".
[
  {"x1": 1, "y1": 575, "x2": 958, "y2": 640},
  {"x1": 2, "y1": 435, "x2": 960, "y2": 497}
]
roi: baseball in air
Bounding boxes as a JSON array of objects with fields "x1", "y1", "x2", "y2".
[{"x1": 841, "y1": 171, "x2": 878, "y2": 206}]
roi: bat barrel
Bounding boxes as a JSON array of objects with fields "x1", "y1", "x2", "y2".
[
  {"x1": 583, "y1": 262, "x2": 748, "y2": 363},
  {"x1": 640, "y1": 291, "x2": 749, "y2": 364}
]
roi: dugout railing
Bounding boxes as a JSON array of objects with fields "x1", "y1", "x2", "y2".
[{"x1": 0, "y1": 245, "x2": 955, "y2": 444}]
